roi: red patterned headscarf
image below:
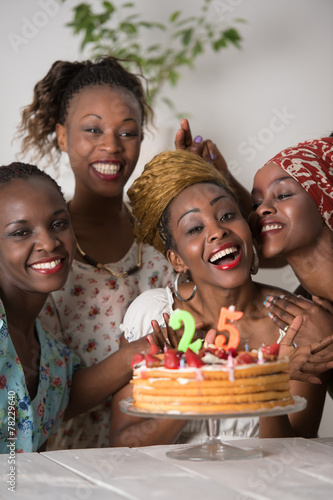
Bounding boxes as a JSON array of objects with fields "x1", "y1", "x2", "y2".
[{"x1": 265, "y1": 137, "x2": 333, "y2": 231}]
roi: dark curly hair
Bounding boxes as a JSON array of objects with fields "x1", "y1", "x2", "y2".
[{"x1": 16, "y1": 56, "x2": 152, "y2": 165}]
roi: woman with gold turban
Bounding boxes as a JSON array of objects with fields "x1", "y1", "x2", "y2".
[{"x1": 108, "y1": 149, "x2": 329, "y2": 447}]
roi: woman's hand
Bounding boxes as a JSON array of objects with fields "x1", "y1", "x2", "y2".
[
  {"x1": 264, "y1": 293, "x2": 333, "y2": 347},
  {"x1": 277, "y1": 315, "x2": 333, "y2": 383},
  {"x1": 150, "y1": 314, "x2": 181, "y2": 349},
  {"x1": 174, "y1": 118, "x2": 229, "y2": 174},
  {"x1": 203, "y1": 328, "x2": 218, "y2": 346},
  {"x1": 150, "y1": 313, "x2": 205, "y2": 350}
]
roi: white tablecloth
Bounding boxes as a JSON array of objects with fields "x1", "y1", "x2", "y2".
[{"x1": 1, "y1": 438, "x2": 333, "y2": 499}]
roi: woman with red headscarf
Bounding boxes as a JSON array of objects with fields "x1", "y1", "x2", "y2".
[{"x1": 249, "y1": 137, "x2": 333, "y2": 391}]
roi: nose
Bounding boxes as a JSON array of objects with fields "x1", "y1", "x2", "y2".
[
  {"x1": 99, "y1": 131, "x2": 123, "y2": 153},
  {"x1": 255, "y1": 199, "x2": 277, "y2": 217},
  {"x1": 35, "y1": 230, "x2": 61, "y2": 252},
  {"x1": 207, "y1": 220, "x2": 229, "y2": 243}
]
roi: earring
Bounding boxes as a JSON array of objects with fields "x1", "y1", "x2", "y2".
[
  {"x1": 250, "y1": 244, "x2": 259, "y2": 275},
  {"x1": 173, "y1": 272, "x2": 197, "y2": 302}
]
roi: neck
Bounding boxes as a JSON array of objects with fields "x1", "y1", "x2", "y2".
[
  {"x1": 190, "y1": 278, "x2": 262, "y2": 326},
  {"x1": 285, "y1": 229, "x2": 333, "y2": 301},
  {"x1": 69, "y1": 190, "x2": 125, "y2": 223},
  {"x1": 0, "y1": 290, "x2": 46, "y2": 336}
]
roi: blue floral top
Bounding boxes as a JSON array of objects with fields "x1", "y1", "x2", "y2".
[{"x1": 0, "y1": 300, "x2": 81, "y2": 453}]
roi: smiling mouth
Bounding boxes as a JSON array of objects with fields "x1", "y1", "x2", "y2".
[
  {"x1": 261, "y1": 223, "x2": 283, "y2": 233},
  {"x1": 30, "y1": 259, "x2": 62, "y2": 270},
  {"x1": 209, "y1": 246, "x2": 240, "y2": 265},
  {"x1": 92, "y1": 162, "x2": 122, "y2": 175}
]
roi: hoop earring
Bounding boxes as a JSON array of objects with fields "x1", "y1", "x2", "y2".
[
  {"x1": 173, "y1": 272, "x2": 197, "y2": 302},
  {"x1": 250, "y1": 244, "x2": 259, "y2": 275}
]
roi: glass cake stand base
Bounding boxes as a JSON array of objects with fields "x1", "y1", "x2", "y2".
[
  {"x1": 120, "y1": 396, "x2": 307, "y2": 462},
  {"x1": 166, "y1": 418, "x2": 263, "y2": 461}
]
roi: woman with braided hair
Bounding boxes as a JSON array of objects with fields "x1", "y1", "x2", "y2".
[
  {"x1": 108, "y1": 149, "x2": 329, "y2": 447},
  {"x1": 16, "y1": 56, "x2": 175, "y2": 449},
  {"x1": 0, "y1": 162, "x2": 162, "y2": 453}
]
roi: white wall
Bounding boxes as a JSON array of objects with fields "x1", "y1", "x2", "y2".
[{"x1": 1, "y1": 0, "x2": 332, "y2": 436}]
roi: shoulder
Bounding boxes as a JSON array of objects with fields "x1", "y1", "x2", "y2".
[
  {"x1": 120, "y1": 286, "x2": 174, "y2": 341},
  {"x1": 253, "y1": 281, "x2": 294, "y2": 300},
  {"x1": 140, "y1": 244, "x2": 175, "y2": 287},
  {"x1": 36, "y1": 320, "x2": 81, "y2": 371},
  {"x1": 141, "y1": 243, "x2": 169, "y2": 264},
  {"x1": 125, "y1": 286, "x2": 174, "y2": 314}
]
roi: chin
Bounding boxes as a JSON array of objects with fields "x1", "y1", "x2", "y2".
[{"x1": 261, "y1": 245, "x2": 284, "y2": 260}]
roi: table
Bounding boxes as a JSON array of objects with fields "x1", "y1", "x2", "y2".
[{"x1": 1, "y1": 438, "x2": 333, "y2": 499}]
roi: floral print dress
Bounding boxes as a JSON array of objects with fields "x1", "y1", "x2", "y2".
[
  {"x1": 0, "y1": 301, "x2": 81, "y2": 453},
  {"x1": 39, "y1": 241, "x2": 174, "y2": 450}
]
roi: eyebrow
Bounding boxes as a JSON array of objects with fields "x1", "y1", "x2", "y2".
[
  {"x1": 80, "y1": 114, "x2": 137, "y2": 123},
  {"x1": 251, "y1": 176, "x2": 297, "y2": 195},
  {"x1": 80, "y1": 113, "x2": 102, "y2": 121},
  {"x1": 177, "y1": 195, "x2": 228, "y2": 225},
  {"x1": 5, "y1": 209, "x2": 68, "y2": 228}
]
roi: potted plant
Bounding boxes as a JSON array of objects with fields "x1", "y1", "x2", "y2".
[{"x1": 62, "y1": 0, "x2": 245, "y2": 117}]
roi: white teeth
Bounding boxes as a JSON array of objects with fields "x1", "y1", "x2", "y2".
[
  {"x1": 92, "y1": 162, "x2": 121, "y2": 175},
  {"x1": 261, "y1": 224, "x2": 283, "y2": 233},
  {"x1": 31, "y1": 259, "x2": 61, "y2": 270},
  {"x1": 209, "y1": 246, "x2": 237, "y2": 263}
]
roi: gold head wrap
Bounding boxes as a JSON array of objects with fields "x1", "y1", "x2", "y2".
[{"x1": 127, "y1": 150, "x2": 236, "y2": 257}]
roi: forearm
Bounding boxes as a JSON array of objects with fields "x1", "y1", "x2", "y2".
[
  {"x1": 259, "y1": 415, "x2": 295, "y2": 438},
  {"x1": 110, "y1": 418, "x2": 187, "y2": 447},
  {"x1": 227, "y1": 171, "x2": 252, "y2": 217},
  {"x1": 65, "y1": 336, "x2": 149, "y2": 419},
  {"x1": 259, "y1": 378, "x2": 327, "y2": 438}
]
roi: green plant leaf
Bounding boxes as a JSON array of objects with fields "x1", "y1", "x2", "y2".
[
  {"x1": 62, "y1": 0, "x2": 245, "y2": 113},
  {"x1": 223, "y1": 27, "x2": 242, "y2": 47},
  {"x1": 102, "y1": 2, "x2": 115, "y2": 13},
  {"x1": 168, "y1": 70, "x2": 181, "y2": 86},
  {"x1": 169, "y1": 11, "x2": 181, "y2": 23},
  {"x1": 139, "y1": 21, "x2": 166, "y2": 30},
  {"x1": 147, "y1": 44, "x2": 162, "y2": 53}
]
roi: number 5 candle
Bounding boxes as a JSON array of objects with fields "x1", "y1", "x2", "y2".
[{"x1": 215, "y1": 306, "x2": 243, "y2": 350}]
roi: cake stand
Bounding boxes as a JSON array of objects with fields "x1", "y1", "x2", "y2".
[{"x1": 119, "y1": 396, "x2": 307, "y2": 461}]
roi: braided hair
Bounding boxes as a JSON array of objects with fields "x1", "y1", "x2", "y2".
[
  {"x1": 127, "y1": 150, "x2": 239, "y2": 257},
  {"x1": 0, "y1": 162, "x2": 64, "y2": 200},
  {"x1": 16, "y1": 56, "x2": 152, "y2": 165}
]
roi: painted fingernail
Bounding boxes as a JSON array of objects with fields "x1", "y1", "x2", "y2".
[
  {"x1": 263, "y1": 296, "x2": 272, "y2": 307},
  {"x1": 210, "y1": 153, "x2": 216, "y2": 160},
  {"x1": 194, "y1": 135, "x2": 202, "y2": 143}
]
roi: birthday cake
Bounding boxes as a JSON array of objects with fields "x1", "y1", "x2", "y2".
[{"x1": 130, "y1": 345, "x2": 294, "y2": 413}]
